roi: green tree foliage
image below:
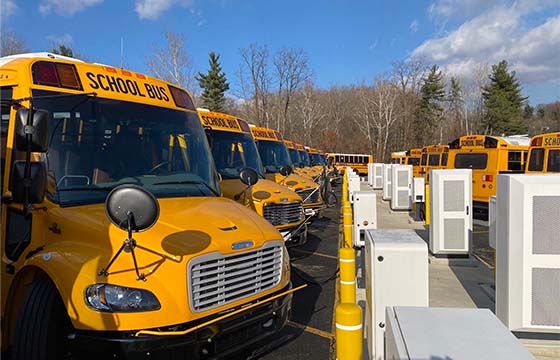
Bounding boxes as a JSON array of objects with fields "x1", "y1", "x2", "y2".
[
  {"x1": 51, "y1": 45, "x2": 74, "y2": 57},
  {"x1": 196, "y1": 52, "x2": 230, "y2": 112},
  {"x1": 414, "y1": 65, "x2": 445, "y2": 145},
  {"x1": 481, "y1": 60, "x2": 527, "y2": 135}
]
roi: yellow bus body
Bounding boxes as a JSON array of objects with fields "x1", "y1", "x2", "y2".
[
  {"x1": 326, "y1": 153, "x2": 373, "y2": 175},
  {"x1": 405, "y1": 148, "x2": 422, "y2": 178},
  {"x1": 284, "y1": 140, "x2": 316, "y2": 179},
  {"x1": 1, "y1": 54, "x2": 291, "y2": 357},
  {"x1": 390, "y1": 151, "x2": 406, "y2": 165},
  {"x1": 446, "y1": 135, "x2": 529, "y2": 218},
  {"x1": 198, "y1": 110, "x2": 305, "y2": 234},
  {"x1": 251, "y1": 126, "x2": 324, "y2": 215},
  {"x1": 420, "y1": 144, "x2": 450, "y2": 183},
  {"x1": 526, "y1": 132, "x2": 560, "y2": 174}
]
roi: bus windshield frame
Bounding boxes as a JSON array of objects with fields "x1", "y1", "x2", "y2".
[
  {"x1": 209, "y1": 130, "x2": 265, "y2": 179},
  {"x1": 299, "y1": 150, "x2": 311, "y2": 167},
  {"x1": 33, "y1": 90, "x2": 219, "y2": 207},
  {"x1": 288, "y1": 148, "x2": 302, "y2": 167},
  {"x1": 256, "y1": 139, "x2": 293, "y2": 174}
]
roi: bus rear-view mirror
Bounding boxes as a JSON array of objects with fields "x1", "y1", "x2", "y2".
[
  {"x1": 279, "y1": 165, "x2": 293, "y2": 177},
  {"x1": 10, "y1": 161, "x2": 47, "y2": 204},
  {"x1": 15, "y1": 108, "x2": 49, "y2": 152},
  {"x1": 239, "y1": 167, "x2": 259, "y2": 186}
]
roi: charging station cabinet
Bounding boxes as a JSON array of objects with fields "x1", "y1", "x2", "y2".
[
  {"x1": 382, "y1": 164, "x2": 392, "y2": 201},
  {"x1": 352, "y1": 190, "x2": 377, "y2": 247}
]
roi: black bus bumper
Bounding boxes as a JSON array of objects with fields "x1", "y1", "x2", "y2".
[{"x1": 68, "y1": 284, "x2": 293, "y2": 359}]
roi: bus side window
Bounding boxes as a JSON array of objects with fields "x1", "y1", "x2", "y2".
[
  {"x1": 528, "y1": 148, "x2": 544, "y2": 172},
  {"x1": 1, "y1": 87, "x2": 13, "y2": 194},
  {"x1": 421, "y1": 154, "x2": 427, "y2": 166},
  {"x1": 547, "y1": 150, "x2": 560, "y2": 172},
  {"x1": 441, "y1": 153, "x2": 448, "y2": 166},
  {"x1": 507, "y1": 151, "x2": 524, "y2": 172}
]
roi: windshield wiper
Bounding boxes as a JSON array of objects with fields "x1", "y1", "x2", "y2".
[
  {"x1": 57, "y1": 187, "x2": 114, "y2": 192},
  {"x1": 153, "y1": 180, "x2": 219, "y2": 196}
]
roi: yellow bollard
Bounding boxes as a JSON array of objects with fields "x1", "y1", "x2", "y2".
[
  {"x1": 343, "y1": 203, "x2": 353, "y2": 248},
  {"x1": 335, "y1": 303, "x2": 362, "y2": 360},
  {"x1": 425, "y1": 183, "x2": 430, "y2": 225},
  {"x1": 339, "y1": 247, "x2": 356, "y2": 303},
  {"x1": 342, "y1": 178, "x2": 348, "y2": 203}
]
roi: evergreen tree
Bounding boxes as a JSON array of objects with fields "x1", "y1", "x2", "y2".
[
  {"x1": 51, "y1": 45, "x2": 74, "y2": 57},
  {"x1": 481, "y1": 60, "x2": 528, "y2": 135},
  {"x1": 196, "y1": 52, "x2": 230, "y2": 112},
  {"x1": 448, "y1": 77, "x2": 465, "y2": 134},
  {"x1": 414, "y1": 65, "x2": 445, "y2": 145},
  {"x1": 523, "y1": 104, "x2": 534, "y2": 120}
]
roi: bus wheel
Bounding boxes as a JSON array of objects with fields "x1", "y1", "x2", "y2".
[{"x1": 13, "y1": 277, "x2": 72, "y2": 360}]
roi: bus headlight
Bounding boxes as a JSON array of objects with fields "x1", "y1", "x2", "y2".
[{"x1": 85, "y1": 284, "x2": 161, "y2": 312}]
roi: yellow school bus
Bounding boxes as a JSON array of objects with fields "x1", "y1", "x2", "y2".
[
  {"x1": 284, "y1": 139, "x2": 314, "y2": 179},
  {"x1": 405, "y1": 148, "x2": 422, "y2": 177},
  {"x1": 526, "y1": 132, "x2": 560, "y2": 173},
  {"x1": 447, "y1": 134, "x2": 530, "y2": 219},
  {"x1": 199, "y1": 110, "x2": 307, "y2": 245},
  {"x1": 0, "y1": 53, "x2": 294, "y2": 359},
  {"x1": 419, "y1": 144, "x2": 450, "y2": 182},
  {"x1": 250, "y1": 126, "x2": 324, "y2": 216},
  {"x1": 390, "y1": 151, "x2": 406, "y2": 164},
  {"x1": 326, "y1": 152, "x2": 373, "y2": 175}
]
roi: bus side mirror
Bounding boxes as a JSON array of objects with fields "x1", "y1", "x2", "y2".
[
  {"x1": 239, "y1": 167, "x2": 258, "y2": 186},
  {"x1": 10, "y1": 161, "x2": 47, "y2": 204},
  {"x1": 279, "y1": 165, "x2": 293, "y2": 177},
  {"x1": 15, "y1": 109, "x2": 49, "y2": 152}
]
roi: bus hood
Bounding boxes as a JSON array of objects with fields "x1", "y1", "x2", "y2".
[{"x1": 47, "y1": 196, "x2": 282, "y2": 260}]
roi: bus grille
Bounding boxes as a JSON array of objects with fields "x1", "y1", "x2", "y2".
[
  {"x1": 188, "y1": 242, "x2": 283, "y2": 312},
  {"x1": 297, "y1": 189, "x2": 321, "y2": 204},
  {"x1": 263, "y1": 202, "x2": 303, "y2": 226}
]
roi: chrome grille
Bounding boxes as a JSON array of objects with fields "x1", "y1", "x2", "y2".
[
  {"x1": 296, "y1": 189, "x2": 321, "y2": 204},
  {"x1": 263, "y1": 202, "x2": 303, "y2": 226},
  {"x1": 188, "y1": 241, "x2": 283, "y2": 312}
]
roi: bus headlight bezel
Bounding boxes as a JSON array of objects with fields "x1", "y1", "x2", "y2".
[{"x1": 85, "y1": 283, "x2": 161, "y2": 312}]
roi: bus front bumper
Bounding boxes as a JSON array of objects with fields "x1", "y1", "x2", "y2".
[{"x1": 67, "y1": 284, "x2": 293, "y2": 359}]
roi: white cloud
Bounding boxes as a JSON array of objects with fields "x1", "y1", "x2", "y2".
[
  {"x1": 409, "y1": 20, "x2": 419, "y2": 33},
  {"x1": 1, "y1": 0, "x2": 17, "y2": 18},
  {"x1": 135, "y1": 0, "x2": 193, "y2": 20},
  {"x1": 47, "y1": 33, "x2": 74, "y2": 45},
  {"x1": 39, "y1": 0, "x2": 103, "y2": 16},
  {"x1": 413, "y1": 2, "x2": 560, "y2": 86}
]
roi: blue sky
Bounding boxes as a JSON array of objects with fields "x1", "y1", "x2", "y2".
[{"x1": 1, "y1": 0, "x2": 559, "y2": 104}]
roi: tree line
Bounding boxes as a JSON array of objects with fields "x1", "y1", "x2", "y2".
[{"x1": 2, "y1": 30, "x2": 559, "y2": 162}]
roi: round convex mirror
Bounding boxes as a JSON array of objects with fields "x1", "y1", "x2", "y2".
[
  {"x1": 239, "y1": 167, "x2": 259, "y2": 186},
  {"x1": 279, "y1": 165, "x2": 293, "y2": 177},
  {"x1": 105, "y1": 184, "x2": 160, "y2": 232}
]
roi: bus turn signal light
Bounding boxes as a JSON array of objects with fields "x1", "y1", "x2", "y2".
[{"x1": 482, "y1": 175, "x2": 493, "y2": 182}]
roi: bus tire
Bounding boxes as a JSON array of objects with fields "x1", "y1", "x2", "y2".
[{"x1": 13, "y1": 277, "x2": 72, "y2": 360}]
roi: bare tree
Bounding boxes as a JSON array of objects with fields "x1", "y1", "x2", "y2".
[
  {"x1": 293, "y1": 81, "x2": 324, "y2": 145},
  {"x1": 238, "y1": 44, "x2": 272, "y2": 126},
  {"x1": 273, "y1": 47, "x2": 312, "y2": 133},
  {"x1": 1, "y1": 29, "x2": 28, "y2": 56},
  {"x1": 145, "y1": 32, "x2": 196, "y2": 94}
]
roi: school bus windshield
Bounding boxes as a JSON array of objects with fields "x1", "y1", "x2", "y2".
[
  {"x1": 256, "y1": 139, "x2": 293, "y2": 173},
  {"x1": 288, "y1": 148, "x2": 302, "y2": 167},
  {"x1": 299, "y1": 150, "x2": 311, "y2": 166},
  {"x1": 36, "y1": 90, "x2": 219, "y2": 206},
  {"x1": 210, "y1": 130, "x2": 265, "y2": 179},
  {"x1": 310, "y1": 153, "x2": 326, "y2": 165}
]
